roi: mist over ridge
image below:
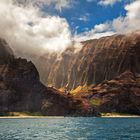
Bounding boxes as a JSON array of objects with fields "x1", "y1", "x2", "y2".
[{"x1": 0, "y1": 0, "x2": 82, "y2": 60}]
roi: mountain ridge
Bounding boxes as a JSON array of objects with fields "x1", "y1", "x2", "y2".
[
  {"x1": 36, "y1": 32, "x2": 140, "y2": 89},
  {"x1": 0, "y1": 38, "x2": 98, "y2": 116}
]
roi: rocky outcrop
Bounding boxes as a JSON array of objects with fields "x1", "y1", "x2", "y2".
[
  {"x1": 0, "y1": 39, "x2": 98, "y2": 116},
  {"x1": 75, "y1": 71, "x2": 140, "y2": 115},
  {"x1": 36, "y1": 32, "x2": 140, "y2": 89},
  {"x1": 1, "y1": 30, "x2": 140, "y2": 116}
]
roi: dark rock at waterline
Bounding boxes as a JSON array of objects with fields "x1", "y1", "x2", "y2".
[{"x1": 74, "y1": 71, "x2": 140, "y2": 115}]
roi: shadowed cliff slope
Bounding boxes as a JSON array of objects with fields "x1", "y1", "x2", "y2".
[
  {"x1": 0, "y1": 39, "x2": 98, "y2": 116},
  {"x1": 36, "y1": 32, "x2": 140, "y2": 89},
  {"x1": 73, "y1": 71, "x2": 140, "y2": 115}
]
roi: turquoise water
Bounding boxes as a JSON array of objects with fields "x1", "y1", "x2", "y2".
[{"x1": 0, "y1": 117, "x2": 140, "y2": 140}]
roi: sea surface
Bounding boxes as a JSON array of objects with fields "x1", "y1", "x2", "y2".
[{"x1": 0, "y1": 117, "x2": 140, "y2": 140}]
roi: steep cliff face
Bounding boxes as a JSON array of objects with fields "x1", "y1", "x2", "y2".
[
  {"x1": 0, "y1": 39, "x2": 98, "y2": 116},
  {"x1": 36, "y1": 32, "x2": 140, "y2": 89},
  {"x1": 74, "y1": 71, "x2": 140, "y2": 115}
]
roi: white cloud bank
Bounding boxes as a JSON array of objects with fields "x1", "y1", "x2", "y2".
[
  {"x1": 15, "y1": 0, "x2": 73, "y2": 11},
  {"x1": 86, "y1": 0, "x2": 121, "y2": 5},
  {"x1": 0, "y1": 0, "x2": 75, "y2": 58},
  {"x1": 75, "y1": 23, "x2": 115, "y2": 41},
  {"x1": 0, "y1": 0, "x2": 140, "y2": 57},
  {"x1": 43, "y1": 0, "x2": 73, "y2": 12},
  {"x1": 98, "y1": 0, "x2": 122, "y2": 6},
  {"x1": 76, "y1": 0, "x2": 140, "y2": 41}
]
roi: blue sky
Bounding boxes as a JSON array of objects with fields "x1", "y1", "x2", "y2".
[
  {"x1": 0, "y1": 0, "x2": 140, "y2": 55},
  {"x1": 42, "y1": 0, "x2": 131, "y2": 34},
  {"x1": 61, "y1": 0, "x2": 127, "y2": 33}
]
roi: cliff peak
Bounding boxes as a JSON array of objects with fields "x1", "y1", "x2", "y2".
[
  {"x1": 0, "y1": 39, "x2": 97, "y2": 116},
  {"x1": 36, "y1": 32, "x2": 140, "y2": 89}
]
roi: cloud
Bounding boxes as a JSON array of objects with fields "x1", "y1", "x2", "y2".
[
  {"x1": 86, "y1": 0, "x2": 96, "y2": 2},
  {"x1": 112, "y1": 0, "x2": 140, "y2": 33},
  {"x1": 94, "y1": 23, "x2": 111, "y2": 32},
  {"x1": 98, "y1": 0, "x2": 122, "y2": 6},
  {"x1": 77, "y1": 14, "x2": 90, "y2": 22},
  {"x1": 0, "y1": 0, "x2": 75, "y2": 59},
  {"x1": 78, "y1": 16, "x2": 89, "y2": 22},
  {"x1": 0, "y1": 0, "x2": 139, "y2": 57},
  {"x1": 40, "y1": 0, "x2": 73, "y2": 12},
  {"x1": 71, "y1": 13, "x2": 90, "y2": 24},
  {"x1": 75, "y1": 0, "x2": 140, "y2": 41},
  {"x1": 15, "y1": 0, "x2": 73, "y2": 12},
  {"x1": 75, "y1": 23, "x2": 115, "y2": 41}
]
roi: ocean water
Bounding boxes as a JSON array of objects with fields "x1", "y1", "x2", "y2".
[{"x1": 0, "y1": 117, "x2": 140, "y2": 140}]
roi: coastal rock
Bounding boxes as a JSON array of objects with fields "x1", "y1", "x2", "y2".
[
  {"x1": 0, "y1": 39, "x2": 98, "y2": 116},
  {"x1": 74, "y1": 71, "x2": 140, "y2": 115},
  {"x1": 34, "y1": 32, "x2": 140, "y2": 115}
]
